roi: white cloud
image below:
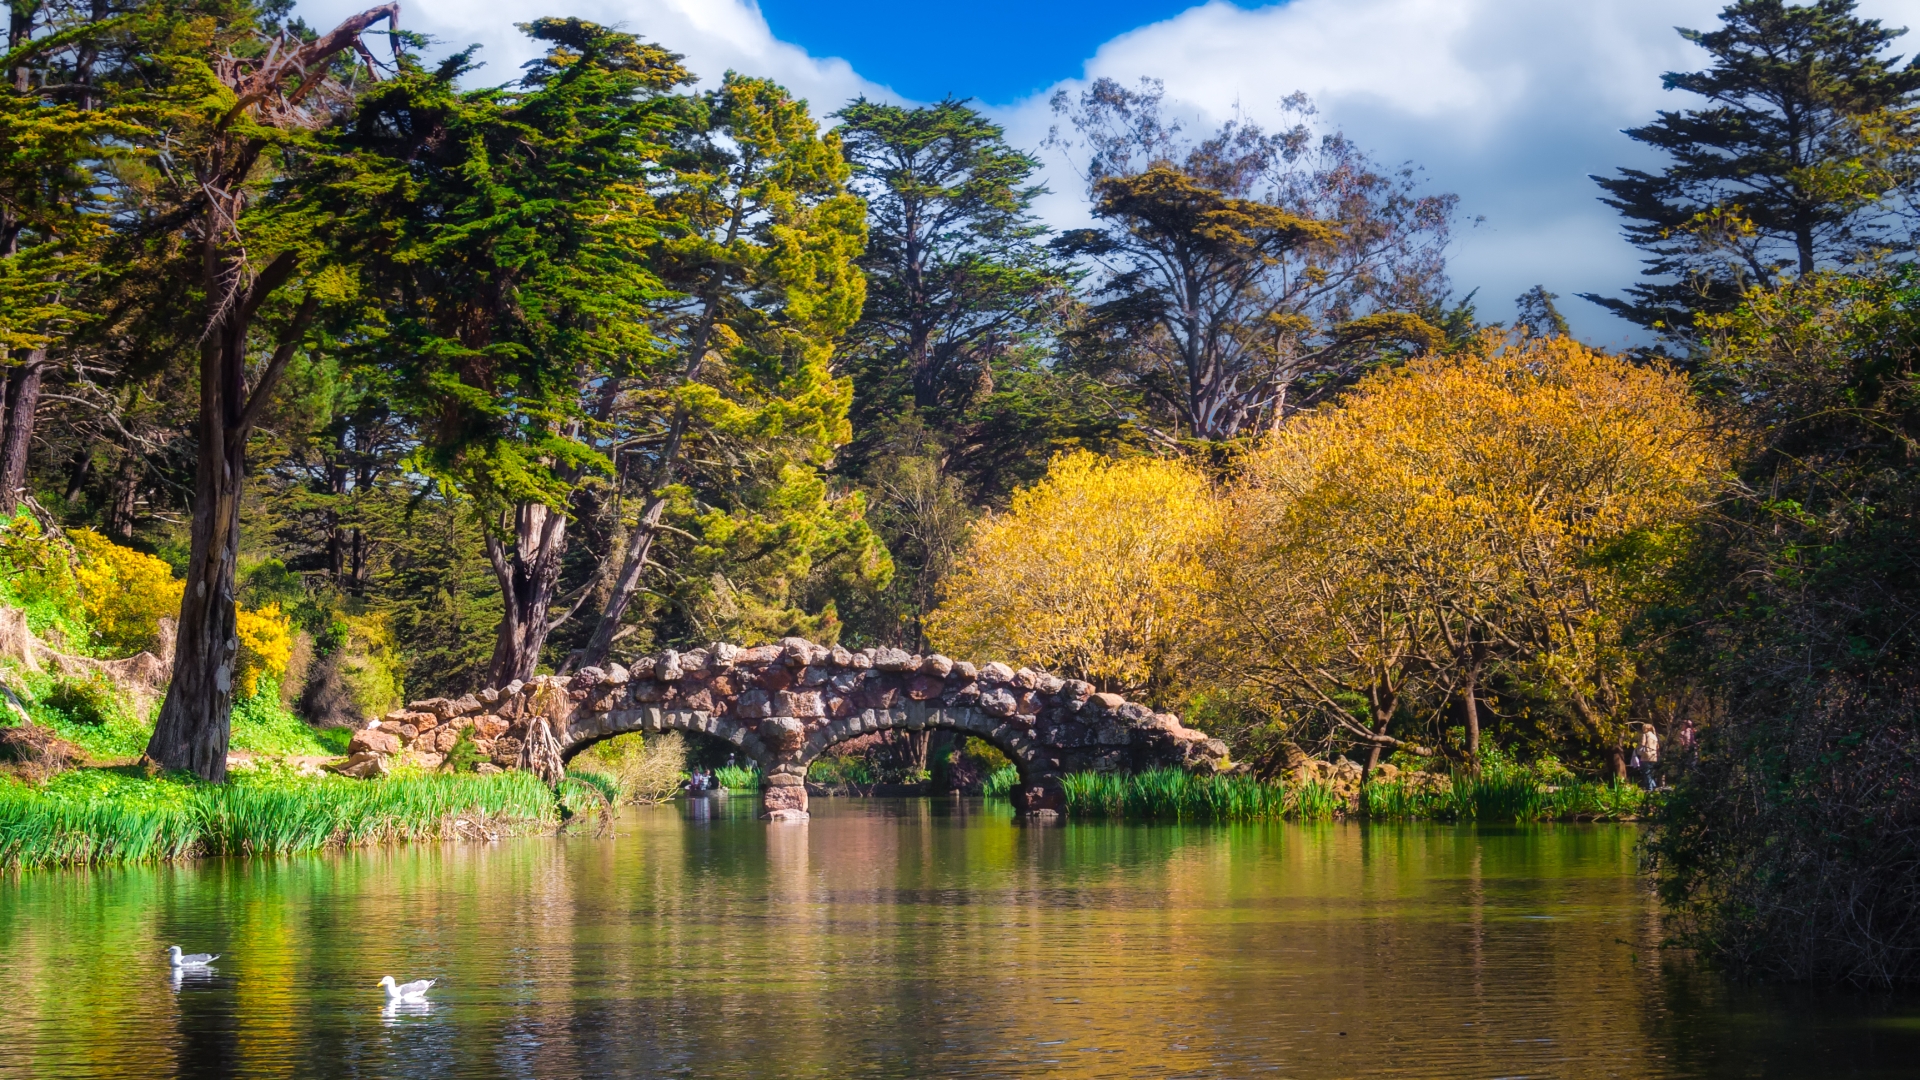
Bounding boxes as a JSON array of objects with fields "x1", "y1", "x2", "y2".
[{"x1": 300, "y1": 0, "x2": 889, "y2": 110}]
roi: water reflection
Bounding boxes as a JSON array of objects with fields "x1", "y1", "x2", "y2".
[
  {"x1": 379, "y1": 1001, "x2": 433, "y2": 1025},
  {"x1": 168, "y1": 966, "x2": 218, "y2": 993},
  {"x1": 0, "y1": 801, "x2": 1914, "y2": 1078}
]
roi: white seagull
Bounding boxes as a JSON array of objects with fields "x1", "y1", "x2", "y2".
[
  {"x1": 167, "y1": 945, "x2": 218, "y2": 968},
  {"x1": 379, "y1": 975, "x2": 435, "y2": 1003}
]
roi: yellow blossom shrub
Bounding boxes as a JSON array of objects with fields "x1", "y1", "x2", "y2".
[
  {"x1": 69, "y1": 529, "x2": 183, "y2": 657},
  {"x1": 926, "y1": 451, "x2": 1219, "y2": 693},
  {"x1": 234, "y1": 602, "x2": 293, "y2": 700},
  {"x1": 1216, "y1": 332, "x2": 1722, "y2": 756}
]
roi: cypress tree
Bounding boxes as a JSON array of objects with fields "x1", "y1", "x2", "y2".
[{"x1": 1587, "y1": 0, "x2": 1920, "y2": 340}]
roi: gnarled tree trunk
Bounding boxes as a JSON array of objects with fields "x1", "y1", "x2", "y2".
[
  {"x1": 147, "y1": 292, "x2": 317, "y2": 780},
  {"x1": 485, "y1": 501, "x2": 570, "y2": 686}
]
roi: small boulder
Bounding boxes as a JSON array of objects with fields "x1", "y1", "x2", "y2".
[
  {"x1": 348, "y1": 728, "x2": 402, "y2": 756},
  {"x1": 978, "y1": 662, "x2": 1015, "y2": 685},
  {"x1": 329, "y1": 752, "x2": 388, "y2": 780}
]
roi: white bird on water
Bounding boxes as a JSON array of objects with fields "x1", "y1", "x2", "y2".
[
  {"x1": 379, "y1": 975, "x2": 434, "y2": 1003},
  {"x1": 167, "y1": 946, "x2": 217, "y2": 968}
]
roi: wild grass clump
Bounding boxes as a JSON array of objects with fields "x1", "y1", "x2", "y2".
[
  {"x1": 0, "y1": 766, "x2": 556, "y2": 869},
  {"x1": 981, "y1": 764, "x2": 1019, "y2": 798},
  {"x1": 714, "y1": 763, "x2": 761, "y2": 790},
  {"x1": 1058, "y1": 763, "x2": 1648, "y2": 824},
  {"x1": 574, "y1": 731, "x2": 686, "y2": 804},
  {"x1": 1061, "y1": 769, "x2": 1296, "y2": 821}
]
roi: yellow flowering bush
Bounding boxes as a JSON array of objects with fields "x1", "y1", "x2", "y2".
[
  {"x1": 927, "y1": 451, "x2": 1220, "y2": 693},
  {"x1": 234, "y1": 602, "x2": 293, "y2": 700},
  {"x1": 69, "y1": 529, "x2": 183, "y2": 657}
]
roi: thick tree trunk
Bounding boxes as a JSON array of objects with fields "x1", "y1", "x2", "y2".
[
  {"x1": 485, "y1": 501, "x2": 570, "y2": 686},
  {"x1": 147, "y1": 289, "x2": 316, "y2": 781},
  {"x1": 147, "y1": 328, "x2": 249, "y2": 781},
  {"x1": 0, "y1": 349, "x2": 46, "y2": 506}
]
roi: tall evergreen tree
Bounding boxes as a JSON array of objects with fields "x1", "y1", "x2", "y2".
[
  {"x1": 1587, "y1": 0, "x2": 1920, "y2": 339},
  {"x1": 140, "y1": 4, "x2": 402, "y2": 782},
  {"x1": 574, "y1": 73, "x2": 875, "y2": 670},
  {"x1": 314, "y1": 19, "x2": 693, "y2": 690},
  {"x1": 834, "y1": 98, "x2": 1062, "y2": 415}
]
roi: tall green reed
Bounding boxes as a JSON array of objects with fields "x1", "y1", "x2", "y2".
[{"x1": 0, "y1": 768, "x2": 556, "y2": 870}]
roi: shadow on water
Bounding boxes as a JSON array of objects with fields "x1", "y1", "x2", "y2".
[{"x1": 0, "y1": 800, "x2": 1914, "y2": 1078}]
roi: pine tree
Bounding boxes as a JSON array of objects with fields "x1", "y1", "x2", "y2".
[{"x1": 1587, "y1": 0, "x2": 1920, "y2": 339}]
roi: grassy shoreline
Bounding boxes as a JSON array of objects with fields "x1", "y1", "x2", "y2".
[
  {"x1": 1057, "y1": 768, "x2": 1647, "y2": 823},
  {"x1": 0, "y1": 766, "x2": 557, "y2": 871}
]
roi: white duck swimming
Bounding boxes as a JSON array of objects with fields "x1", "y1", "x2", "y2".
[
  {"x1": 379, "y1": 975, "x2": 435, "y2": 1003},
  {"x1": 167, "y1": 946, "x2": 218, "y2": 968}
]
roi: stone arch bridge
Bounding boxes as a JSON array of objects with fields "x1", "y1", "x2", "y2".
[{"x1": 345, "y1": 638, "x2": 1228, "y2": 819}]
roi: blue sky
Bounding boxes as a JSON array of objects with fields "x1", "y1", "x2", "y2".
[
  {"x1": 304, "y1": 0, "x2": 1920, "y2": 342},
  {"x1": 754, "y1": 0, "x2": 1256, "y2": 104}
]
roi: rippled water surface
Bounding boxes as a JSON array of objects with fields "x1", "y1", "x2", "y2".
[{"x1": 1, "y1": 797, "x2": 1915, "y2": 1078}]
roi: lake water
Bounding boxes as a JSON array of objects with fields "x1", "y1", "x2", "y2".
[{"x1": 1, "y1": 797, "x2": 1914, "y2": 1078}]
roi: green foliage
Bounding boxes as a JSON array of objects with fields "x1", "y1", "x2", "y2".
[
  {"x1": 577, "y1": 731, "x2": 687, "y2": 804},
  {"x1": 1049, "y1": 78, "x2": 1454, "y2": 440},
  {"x1": 1056, "y1": 766, "x2": 1642, "y2": 823},
  {"x1": 0, "y1": 513, "x2": 87, "y2": 649},
  {"x1": 0, "y1": 767, "x2": 556, "y2": 869},
  {"x1": 445, "y1": 726, "x2": 486, "y2": 773},
  {"x1": 227, "y1": 679, "x2": 330, "y2": 757},
  {"x1": 1652, "y1": 265, "x2": 1920, "y2": 984},
  {"x1": 557, "y1": 770, "x2": 621, "y2": 826},
  {"x1": 808, "y1": 753, "x2": 876, "y2": 786},
  {"x1": 6, "y1": 667, "x2": 149, "y2": 760},
  {"x1": 37, "y1": 672, "x2": 129, "y2": 728},
  {"x1": 714, "y1": 763, "x2": 762, "y2": 790},
  {"x1": 980, "y1": 764, "x2": 1019, "y2": 798}
]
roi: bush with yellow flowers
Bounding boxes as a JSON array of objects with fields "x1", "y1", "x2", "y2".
[{"x1": 69, "y1": 529, "x2": 184, "y2": 657}]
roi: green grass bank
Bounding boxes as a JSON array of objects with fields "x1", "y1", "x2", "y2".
[
  {"x1": 1057, "y1": 768, "x2": 1648, "y2": 823},
  {"x1": 0, "y1": 766, "x2": 557, "y2": 871}
]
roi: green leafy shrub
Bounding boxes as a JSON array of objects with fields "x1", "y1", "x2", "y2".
[
  {"x1": 808, "y1": 753, "x2": 875, "y2": 786},
  {"x1": 39, "y1": 672, "x2": 130, "y2": 727},
  {"x1": 444, "y1": 726, "x2": 485, "y2": 772},
  {"x1": 229, "y1": 678, "x2": 331, "y2": 756}
]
